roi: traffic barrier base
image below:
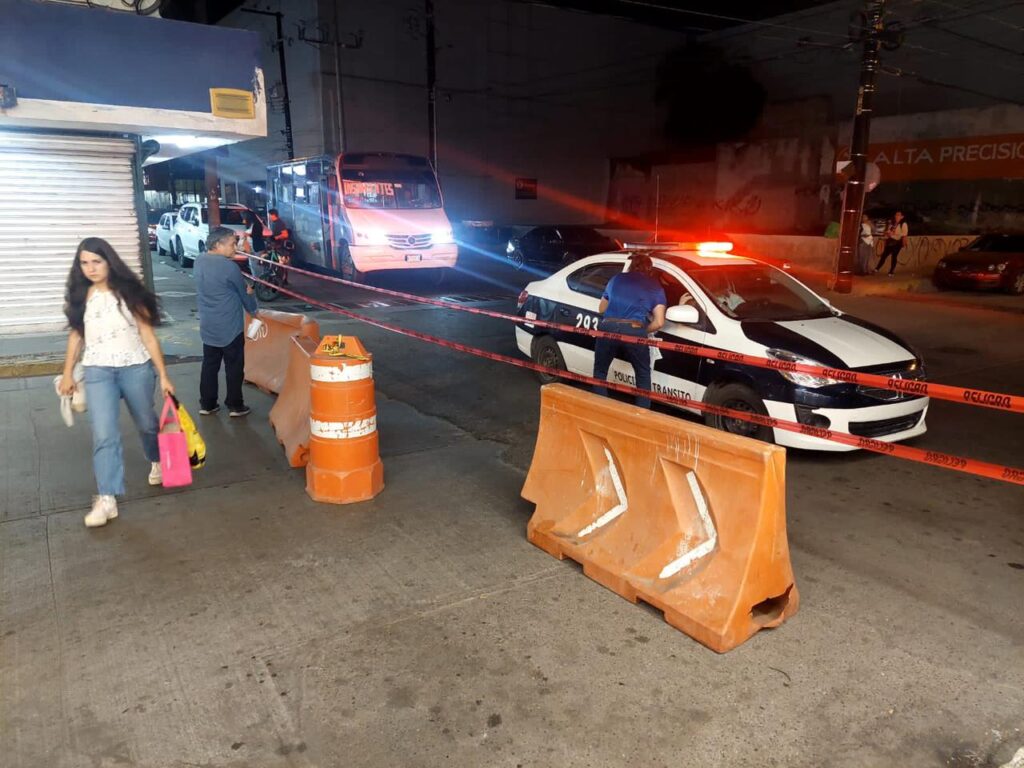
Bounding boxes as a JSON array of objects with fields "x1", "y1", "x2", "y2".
[
  {"x1": 306, "y1": 335, "x2": 384, "y2": 504},
  {"x1": 244, "y1": 310, "x2": 320, "y2": 395},
  {"x1": 523, "y1": 384, "x2": 798, "y2": 653},
  {"x1": 269, "y1": 335, "x2": 319, "y2": 467}
]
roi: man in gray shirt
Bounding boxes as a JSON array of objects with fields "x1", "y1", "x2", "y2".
[{"x1": 195, "y1": 227, "x2": 258, "y2": 417}]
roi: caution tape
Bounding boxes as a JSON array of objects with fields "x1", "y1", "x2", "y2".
[
  {"x1": 245, "y1": 253, "x2": 1024, "y2": 415},
  {"x1": 245, "y1": 272, "x2": 1024, "y2": 487}
]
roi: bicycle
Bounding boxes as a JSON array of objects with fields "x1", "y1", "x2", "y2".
[{"x1": 251, "y1": 242, "x2": 291, "y2": 302}]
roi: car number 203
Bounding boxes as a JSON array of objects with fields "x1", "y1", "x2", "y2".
[{"x1": 575, "y1": 312, "x2": 599, "y2": 330}]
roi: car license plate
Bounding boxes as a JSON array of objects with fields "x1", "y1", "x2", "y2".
[{"x1": 405, "y1": 253, "x2": 422, "y2": 262}]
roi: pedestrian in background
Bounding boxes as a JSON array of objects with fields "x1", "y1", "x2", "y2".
[
  {"x1": 59, "y1": 237, "x2": 175, "y2": 528},
  {"x1": 875, "y1": 210, "x2": 909, "y2": 276},
  {"x1": 195, "y1": 227, "x2": 258, "y2": 417},
  {"x1": 857, "y1": 214, "x2": 875, "y2": 275},
  {"x1": 592, "y1": 253, "x2": 667, "y2": 408}
]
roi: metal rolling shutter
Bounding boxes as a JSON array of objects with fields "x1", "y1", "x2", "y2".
[{"x1": 0, "y1": 132, "x2": 144, "y2": 335}]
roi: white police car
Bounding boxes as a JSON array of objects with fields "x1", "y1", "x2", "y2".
[{"x1": 515, "y1": 242, "x2": 929, "y2": 451}]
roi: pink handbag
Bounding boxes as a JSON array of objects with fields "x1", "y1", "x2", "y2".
[{"x1": 158, "y1": 396, "x2": 193, "y2": 488}]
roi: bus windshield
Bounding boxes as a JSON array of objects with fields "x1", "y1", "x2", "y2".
[{"x1": 340, "y1": 169, "x2": 442, "y2": 210}]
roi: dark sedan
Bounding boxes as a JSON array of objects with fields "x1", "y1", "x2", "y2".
[
  {"x1": 505, "y1": 226, "x2": 620, "y2": 269},
  {"x1": 933, "y1": 234, "x2": 1024, "y2": 295}
]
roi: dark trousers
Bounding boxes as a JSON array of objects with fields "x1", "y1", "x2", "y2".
[
  {"x1": 200, "y1": 332, "x2": 245, "y2": 411},
  {"x1": 875, "y1": 240, "x2": 903, "y2": 275},
  {"x1": 592, "y1": 320, "x2": 652, "y2": 408}
]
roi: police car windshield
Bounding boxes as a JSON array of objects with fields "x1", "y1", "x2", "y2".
[{"x1": 687, "y1": 264, "x2": 832, "y2": 321}]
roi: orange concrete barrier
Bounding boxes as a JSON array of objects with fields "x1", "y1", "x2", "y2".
[
  {"x1": 269, "y1": 335, "x2": 319, "y2": 467},
  {"x1": 306, "y1": 335, "x2": 384, "y2": 504},
  {"x1": 244, "y1": 310, "x2": 320, "y2": 395},
  {"x1": 522, "y1": 384, "x2": 798, "y2": 653}
]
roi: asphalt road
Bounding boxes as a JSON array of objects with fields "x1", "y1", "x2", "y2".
[{"x1": 9, "y1": 245, "x2": 1014, "y2": 767}]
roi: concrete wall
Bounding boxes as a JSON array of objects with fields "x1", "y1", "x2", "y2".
[
  {"x1": 216, "y1": 0, "x2": 325, "y2": 184},
  {"x1": 213, "y1": 0, "x2": 684, "y2": 224},
  {"x1": 604, "y1": 99, "x2": 837, "y2": 235},
  {"x1": 725, "y1": 233, "x2": 979, "y2": 281}
]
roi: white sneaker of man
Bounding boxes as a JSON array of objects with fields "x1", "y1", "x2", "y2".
[
  {"x1": 84, "y1": 495, "x2": 117, "y2": 527},
  {"x1": 148, "y1": 461, "x2": 162, "y2": 486}
]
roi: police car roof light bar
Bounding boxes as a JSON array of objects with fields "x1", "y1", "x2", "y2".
[{"x1": 622, "y1": 241, "x2": 734, "y2": 254}]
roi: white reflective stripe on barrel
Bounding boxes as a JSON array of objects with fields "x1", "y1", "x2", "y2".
[
  {"x1": 310, "y1": 416, "x2": 377, "y2": 440},
  {"x1": 311, "y1": 362, "x2": 373, "y2": 382}
]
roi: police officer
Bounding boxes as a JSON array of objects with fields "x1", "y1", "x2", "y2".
[{"x1": 593, "y1": 252, "x2": 666, "y2": 408}]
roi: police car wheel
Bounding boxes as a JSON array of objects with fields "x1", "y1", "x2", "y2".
[
  {"x1": 704, "y1": 383, "x2": 773, "y2": 442},
  {"x1": 531, "y1": 336, "x2": 566, "y2": 384}
]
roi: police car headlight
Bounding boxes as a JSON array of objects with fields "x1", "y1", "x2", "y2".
[
  {"x1": 766, "y1": 348, "x2": 840, "y2": 388},
  {"x1": 506, "y1": 240, "x2": 515, "y2": 254}
]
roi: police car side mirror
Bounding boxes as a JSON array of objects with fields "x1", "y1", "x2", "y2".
[{"x1": 666, "y1": 305, "x2": 700, "y2": 324}]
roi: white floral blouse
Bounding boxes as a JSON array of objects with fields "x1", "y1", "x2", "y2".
[{"x1": 81, "y1": 290, "x2": 151, "y2": 368}]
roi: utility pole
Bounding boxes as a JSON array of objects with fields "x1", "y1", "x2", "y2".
[
  {"x1": 425, "y1": 0, "x2": 438, "y2": 170},
  {"x1": 835, "y1": 0, "x2": 885, "y2": 294},
  {"x1": 205, "y1": 153, "x2": 221, "y2": 228},
  {"x1": 242, "y1": 8, "x2": 295, "y2": 160},
  {"x1": 332, "y1": 2, "x2": 347, "y2": 152}
]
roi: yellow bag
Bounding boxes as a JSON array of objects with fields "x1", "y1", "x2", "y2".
[{"x1": 172, "y1": 397, "x2": 206, "y2": 469}]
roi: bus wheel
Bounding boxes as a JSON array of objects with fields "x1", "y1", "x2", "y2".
[{"x1": 340, "y1": 245, "x2": 364, "y2": 284}]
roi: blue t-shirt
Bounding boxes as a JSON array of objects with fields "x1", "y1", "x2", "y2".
[{"x1": 601, "y1": 272, "x2": 666, "y2": 324}]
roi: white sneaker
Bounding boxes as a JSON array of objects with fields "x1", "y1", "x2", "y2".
[
  {"x1": 148, "y1": 461, "x2": 163, "y2": 486},
  {"x1": 85, "y1": 495, "x2": 116, "y2": 527},
  {"x1": 53, "y1": 377, "x2": 74, "y2": 428}
]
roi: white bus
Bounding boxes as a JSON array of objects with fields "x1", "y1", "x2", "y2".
[{"x1": 266, "y1": 152, "x2": 458, "y2": 282}]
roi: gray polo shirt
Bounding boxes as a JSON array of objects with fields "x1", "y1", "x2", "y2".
[{"x1": 194, "y1": 254, "x2": 258, "y2": 347}]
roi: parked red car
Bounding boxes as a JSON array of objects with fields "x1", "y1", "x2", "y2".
[{"x1": 933, "y1": 234, "x2": 1024, "y2": 295}]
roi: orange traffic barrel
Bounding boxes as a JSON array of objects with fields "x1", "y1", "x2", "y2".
[{"x1": 306, "y1": 335, "x2": 384, "y2": 504}]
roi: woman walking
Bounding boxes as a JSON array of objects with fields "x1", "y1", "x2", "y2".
[
  {"x1": 58, "y1": 237, "x2": 175, "y2": 528},
  {"x1": 874, "y1": 210, "x2": 909, "y2": 276}
]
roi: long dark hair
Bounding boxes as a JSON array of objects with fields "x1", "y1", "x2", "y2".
[{"x1": 64, "y1": 237, "x2": 161, "y2": 335}]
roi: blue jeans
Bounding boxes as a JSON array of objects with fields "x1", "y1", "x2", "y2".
[
  {"x1": 592, "y1": 320, "x2": 652, "y2": 408},
  {"x1": 83, "y1": 362, "x2": 160, "y2": 496}
]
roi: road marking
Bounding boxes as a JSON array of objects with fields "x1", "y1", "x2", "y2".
[
  {"x1": 578, "y1": 447, "x2": 628, "y2": 537},
  {"x1": 659, "y1": 471, "x2": 717, "y2": 579}
]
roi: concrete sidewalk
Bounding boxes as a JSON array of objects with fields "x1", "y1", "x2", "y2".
[{"x1": 3, "y1": 353, "x2": 1023, "y2": 768}]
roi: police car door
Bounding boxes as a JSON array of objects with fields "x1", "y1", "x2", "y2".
[
  {"x1": 650, "y1": 262, "x2": 709, "y2": 411},
  {"x1": 557, "y1": 259, "x2": 626, "y2": 374}
]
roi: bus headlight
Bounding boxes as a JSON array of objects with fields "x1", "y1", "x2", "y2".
[
  {"x1": 766, "y1": 348, "x2": 840, "y2": 388},
  {"x1": 432, "y1": 228, "x2": 454, "y2": 245},
  {"x1": 354, "y1": 229, "x2": 388, "y2": 245}
]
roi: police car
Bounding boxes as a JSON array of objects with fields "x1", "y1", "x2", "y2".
[{"x1": 515, "y1": 242, "x2": 929, "y2": 451}]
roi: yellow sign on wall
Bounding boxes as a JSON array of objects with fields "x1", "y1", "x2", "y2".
[{"x1": 209, "y1": 88, "x2": 255, "y2": 119}]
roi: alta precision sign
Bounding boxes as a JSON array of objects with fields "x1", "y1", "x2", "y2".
[{"x1": 837, "y1": 133, "x2": 1024, "y2": 182}]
